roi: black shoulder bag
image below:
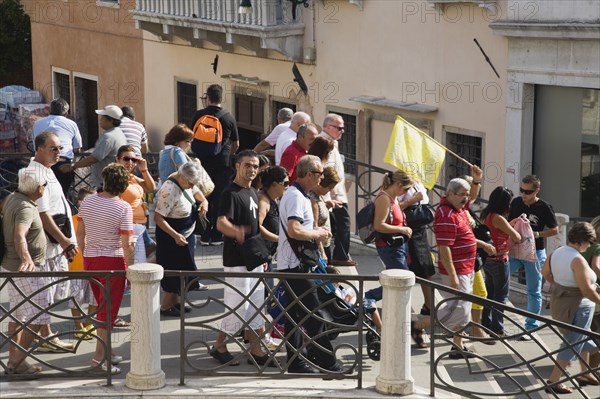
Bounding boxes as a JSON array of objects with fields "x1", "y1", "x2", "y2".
[
  {"x1": 279, "y1": 219, "x2": 321, "y2": 273},
  {"x1": 168, "y1": 177, "x2": 208, "y2": 236},
  {"x1": 47, "y1": 198, "x2": 72, "y2": 244}
]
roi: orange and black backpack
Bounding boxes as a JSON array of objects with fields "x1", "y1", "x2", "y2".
[{"x1": 191, "y1": 109, "x2": 227, "y2": 157}]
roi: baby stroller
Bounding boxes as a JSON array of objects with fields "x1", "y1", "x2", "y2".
[
  {"x1": 314, "y1": 259, "x2": 382, "y2": 361},
  {"x1": 266, "y1": 258, "x2": 382, "y2": 361}
]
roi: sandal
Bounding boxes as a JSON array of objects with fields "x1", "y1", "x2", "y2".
[
  {"x1": 174, "y1": 303, "x2": 192, "y2": 313},
  {"x1": 576, "y1": 374, "x2": 600, "y2": 386},
  {"x1": 545, "y1": 380, "x2": 572, "y2": 394},
  {"x1": 209, "y1": 346, "x2": 240, "y2": 366},
  {"x1": 160, "y1": 306, "x2": 181, "y2": 317},
  {"x1": 411, "y1": 321, "x2": 427, "y2": 348},
  {"x1": 114, "y1": 318, "x2": 131, "y2": 328},
  {"x1": 7, "y1": 360, "x2": 42, "y2": 375},
  {"x1": 91, "y1": 359, "x2": 121, "y2": 374}
]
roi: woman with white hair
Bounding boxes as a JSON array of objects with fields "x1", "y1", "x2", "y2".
[{"x1": 155, "y1": 162, "x2": 209, "y2": 317}]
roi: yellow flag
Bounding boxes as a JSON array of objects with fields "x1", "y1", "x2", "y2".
[{"x1": 384, "y1": 116, "x2": 446, "y2": 189}]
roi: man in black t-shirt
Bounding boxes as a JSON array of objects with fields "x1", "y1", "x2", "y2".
[
  {"x1": 191, "y1": 84, "x2": 239, "y2": 245},
  {"x1": 508, "y1": 175, "x2": 558, "y2": 334},
  {"x1": 210, "y1": 150, "x2": 274, "y2": 367}
]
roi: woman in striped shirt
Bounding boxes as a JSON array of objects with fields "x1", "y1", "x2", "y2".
[{"x1": 76, "y1": 163, "x2": 134, "y2": 374}]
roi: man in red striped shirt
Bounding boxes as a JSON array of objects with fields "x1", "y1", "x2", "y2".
[{"x1": 412, "y1": 175, "x2": 495, "y2": 358}]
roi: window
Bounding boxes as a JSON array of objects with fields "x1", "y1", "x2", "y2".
[
  {"x1": 271, "y1": 100, "x2": 296, "y2": 130},
  {"x1": 336, "y1": 112, "x2": 357, "y2": 175},
  {"x1": 53, "y1": 72, "x2": 71, "y2": 105},
  {"x1": 177, "y1": 81, "x2": 197, "y2": 128},
  {"x1": 444, "y1": 131, "x2": 482, "y2": 184}
]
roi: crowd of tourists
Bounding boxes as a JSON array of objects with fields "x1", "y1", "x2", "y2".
[{"x1": 2, "y1": 86, "x2": 599, "y2": 391}]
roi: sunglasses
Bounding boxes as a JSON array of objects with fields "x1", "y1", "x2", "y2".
[
  {"x1": 278, "y1": 181, "x2": 290, "y2": 187},
  {"x1": 121, "y1": 156, "x2": 139, "y2": 163},
  {"x1": 49, "y1": 146, "x2": 64, "y2": 152},
  {"x1": 310, "y1": 170, "x2": 324, "y2": 176},
  {"x1": 519, "y1": 187, "x2": 535, "y2": 195},
  {"x1": 328, "y1": 125, "x2": 345, "y2": 132}
]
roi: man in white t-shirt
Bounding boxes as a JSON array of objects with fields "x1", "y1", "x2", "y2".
[
  {"x1": 274, "y1": 111, "x2": 311, "y2": 165},
  {"x1": 27, "y1": 132, "x2": 79, "y2": 352},
  {"x1": 32, "y1": 98, "x2": 82, "y2": 196},
  {"x1": 278, "y1": 155, "x2": 345, "y2": 374},
  {"x1": 253, "y1": 107, "x2": 293, "y2": 154}
]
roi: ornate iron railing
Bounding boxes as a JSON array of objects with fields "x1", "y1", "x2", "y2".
[
  {"x1": 0, "y1": 271, "x2": 126, "y2": 385},
  {"x1": 420, "y1": 276, "x2": 600, "y2": 398}
]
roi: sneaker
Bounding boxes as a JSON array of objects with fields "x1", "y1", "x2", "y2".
[
  {"x1": 74, "y1": 325, "x2": 97, "y2": 340},
  {"x1": 35, "y1": 337, "x2": 75, "y2": 352},
  {"x1": 210, "y1": 240, "x2": 224, "y2": 246},
  {"x1": 518, "y1": 334, "x2": 533, "y2": 341},
  {"x1": 262, "y1": 333, "x2": 280, "y2": 351},
  {"x1": 420, "y1": 305, "x2": 431, "y2": 316}
]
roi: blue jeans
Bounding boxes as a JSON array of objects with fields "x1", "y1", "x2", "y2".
[
  {"x1": 482, "y1": 259, "x2": 510, "y2": 334},
  {"x1": 509, "y1": 249, "x2": 546, "y2": 331},
  {"x1": 365, "y1": 243, "x2": 408, "y2": 302},
  {"x1": 557, "y1": 304, "x2": 597, "y2": 361}
]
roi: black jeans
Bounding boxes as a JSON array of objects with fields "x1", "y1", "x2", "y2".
[
  {"x1": 284, "y1": 270, "x2": 337, "y2": 368},
  {"x1": 330, "y1": 203, "x2": 351, "y2": 261}
]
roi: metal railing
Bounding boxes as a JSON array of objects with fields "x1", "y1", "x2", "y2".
[
  {"x1": 0, "y1": 271, "x2": 126, "y2": 385},
  {"x1": 419, "y1": 276, "x2": 600, "y2": 398}
]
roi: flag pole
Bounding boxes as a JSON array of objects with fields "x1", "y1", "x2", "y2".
[{"x1": 396, "y1": 116, "x2": 474, "y2": 168}]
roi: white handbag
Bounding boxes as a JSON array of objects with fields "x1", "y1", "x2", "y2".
[{"x1": 170, "y1": 148, "x2": 214, "y2": 196}]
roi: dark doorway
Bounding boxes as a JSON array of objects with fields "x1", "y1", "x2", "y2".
[
  {"x1": 74, "y1": 77, "x2": 98, "y2": 149},
  {"x1": 235, "y1": 95, "x2": 264, "y2": 151}
]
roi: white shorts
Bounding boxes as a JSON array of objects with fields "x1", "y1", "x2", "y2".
[
  {"x1": 69, "y1": 277, "x2": 97, "y2": 308},
  {"x1": 7, "y1": 266, "x2": 51, "y2": 325},
  {"x1": 133, "y1": 224, "x2": 147, "y2": 265},
  {"x1": 42, "y1": 253, "x2": 70, "y2": 304},
  {"x1": 437, "y1": 272, "x2": 474, "y2": 332},
  {"x1": 220, "y1": 265, "x2": 267, "y2": 334}
]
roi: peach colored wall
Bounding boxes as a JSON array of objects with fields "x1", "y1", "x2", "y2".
[
  {"x1": 142, "y1": 1, "x2": 508, "y2": 193},
  {"x1": 22, "y1": 0, "x2": 145, "y2": 123}
]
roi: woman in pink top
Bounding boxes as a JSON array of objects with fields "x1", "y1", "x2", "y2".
[
  {"x1": 76, "y1": 163, "x2": 134, "y2": 375},
  {"x1": 480, "y1": 187, "x2": 521, "y2": 335},
  {"x1": 364, "y1": 170, "x2": 414, "y2": 302}
]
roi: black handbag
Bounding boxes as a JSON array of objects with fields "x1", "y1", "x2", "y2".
[
  {"x1": 169, "y1": 177, "x2": 208, "y2": 236},
  {"x1": 240, "y1": 234, "x2": 272, "y2": 271},
  {"x1": 46, "y1": 199, "x2": 72, "y2": 244},
  {"x1": 404, "y1": 202, "x2": 435, "y2": 229},
  {"x1": 280, "y1": 220, "x2": 321, "y2": 273}
]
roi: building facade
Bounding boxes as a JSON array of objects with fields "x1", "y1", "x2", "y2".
[
  {"x1": 22, "y1": 0, "x2": 145, "y2": 149},
  {"x1": 24, "y1": 0, "x2": 599, "y2": 218}
]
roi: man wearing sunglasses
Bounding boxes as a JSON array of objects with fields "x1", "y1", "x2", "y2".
[
  {"x1": 32, "y1": 98, "x2": 82, "y2": 197},
  {"x1": 320, "y1": 114, "x2": 356, "y2": 268},
  {"x1": 508, "y1": 175, "x2": 558, "y2": 337}
]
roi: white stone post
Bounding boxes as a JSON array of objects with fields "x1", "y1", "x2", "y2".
[
  {"x1": 126, "y1": 263, "x2": 166, "y2": 390},
  {"x1": 376, "y1": 269, "x2": 415, "y2": 396}
]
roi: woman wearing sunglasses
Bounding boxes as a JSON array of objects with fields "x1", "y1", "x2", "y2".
[
  {"x1": 116, "y1": 145, "x2": 156, "y2": 265},
  {"x1": 309, "y1": 166, "x2": 340, "y2": 263},
  {"x1": 257, "y1": 166, "x2": 289, "y2": 269}
]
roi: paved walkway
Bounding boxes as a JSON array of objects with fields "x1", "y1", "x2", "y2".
[
  {"x1": 2, "y1": 244, "x2": 443, "y2": 398},
  {"x1": 2, "y1": 242, "x2": 597, "y2": 398}
]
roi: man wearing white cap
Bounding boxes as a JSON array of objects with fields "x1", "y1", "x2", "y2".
[{"x1": 60, "y1": 105, "x2": 127, "y2": 189}]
